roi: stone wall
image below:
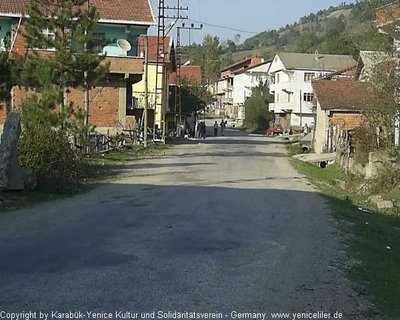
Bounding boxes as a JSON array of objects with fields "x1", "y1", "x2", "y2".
[{"x1": 336, "y1": 150, "x2": 392, "y2": 179}]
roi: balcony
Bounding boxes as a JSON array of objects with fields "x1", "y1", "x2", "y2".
[{"x1": 269, "y1": 101, "x2": 298, "y2": 113}]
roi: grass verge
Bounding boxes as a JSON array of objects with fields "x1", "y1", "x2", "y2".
[
  {"x1": 0, "y1": 143, "x2": 169, "y2": 212},
  {"x1": 290, "y1": 156, "x2": 400, "y2": 319}
]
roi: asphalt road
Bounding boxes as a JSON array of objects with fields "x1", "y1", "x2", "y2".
[{"x1": 0, "y1": 127, "x2": 374, "y2": 319}]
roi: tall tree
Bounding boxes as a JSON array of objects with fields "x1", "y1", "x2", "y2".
[
  {"x1": 234, "y1": 33, "x2": 241, "y2": 46},
  {"x1": 18, "y1": 0, "x2": 108, "y2": 121},
  {"x1": 0, "y1": 52, "x2": 12, "y2": 107},
  {"x1": 170, "y1": 78, "x2": 215, "y2": 115},
  {"x1": 244, "y1": 81, "x2": 274, "y2": 130},
  {"x1": 192, "y1": 35, "x2": 221, "y2": 85}
]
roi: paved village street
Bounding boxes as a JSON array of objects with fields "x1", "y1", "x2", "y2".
[{"x1": 0, "y1": 128, "x2": 373, "y2": 318}]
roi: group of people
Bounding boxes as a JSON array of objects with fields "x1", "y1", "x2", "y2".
[
  {"x1": 193, "y1": 119, "x2": 228, "y2": 139},
  {"x1": 195, "y1": 121, "x2": 207, "y2": 139},
  {"x1": 213, "y1": 120, "x2": 226, "y2": 137}
]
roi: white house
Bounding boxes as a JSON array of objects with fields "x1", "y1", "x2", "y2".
[
  {"x1": 268, "y1": 52, "x2": 356, "y2": 129},
  {"x1": 212, "y1": 56, "x2": 264, "y2": 118},
  {"x1": 213, "y1": 78, "x2": 231, "y2": 116},
  {"x1": 233, "y1": 60, "x2": 271, "y2": 120}
]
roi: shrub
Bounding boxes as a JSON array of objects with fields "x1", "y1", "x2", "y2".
[
  {"x1": 369, "y1": 163, "x2": 400, "y2": 195},
  {"x1": 19, "y1": 125, "x2": 83, "y2": 193},
  {"x1": 18, "y1": 96, "x2": 84, "y2": 193}
]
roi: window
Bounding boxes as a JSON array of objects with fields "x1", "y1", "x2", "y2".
[
  {"x1": 276, "y1": 73, "x2": 280, "y2": 84},
  {"x1": 304, "y1": 72, "x2": 315, "y2": 82},
  {"x1": 270, "y1": 76, "x2": 275, "y2": 84},
  {"x1": 303, "y1": 93, "x2": 314, "y2": 102},
  {"x1": 0, "y1": 30, "x2": 11, "y2": 52},
  {"x1": 126, "y1": 84, "x2": 134, "y2": 115},
  {"x1": 35, "y1": 28, "x2": 55, "y2": 50},
  {"x1": 90, "y1": 32, "x2": 106, "y2": 52}
]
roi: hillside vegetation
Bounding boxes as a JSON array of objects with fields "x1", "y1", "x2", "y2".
[
  {"x1": 232, "y1": 0, "x2": 394, "y2": 61},
  {"x1": 187, "y1": 0, "x2": 396, "y2": 83}
]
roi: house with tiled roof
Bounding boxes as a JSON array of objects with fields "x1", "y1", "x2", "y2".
[
  {"x1": 312, "y1": 79, "x2": 376, "y2": 154},
  {"x1": 213, "y1": 56, "x2": 263, "y2": 118},
  {"x1": 131, "y1": 35, "x2": 176, "y2": 131},
  {"x1": 268, "y1": 52, "x2": 356, "y2": 129},
  {"x1": 232, "y1": 59, "x2": 272, "y2": 121},
  {"x1": 0, "y1": 0, "x2": 156, "y2": 133}
]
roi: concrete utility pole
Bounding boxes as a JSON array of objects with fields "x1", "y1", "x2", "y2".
[
  {"x1": 175, "y1": 22, "x2": 202, "y2": 128},
  {"x1": 154, "y1": 0, "x2": 188, "y2": 142},
  {"x1": 144, "y1": 36, "x2": 149, "y2": 148}
]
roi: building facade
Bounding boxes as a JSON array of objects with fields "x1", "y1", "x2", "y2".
[
  {"x1": 132, "y1": 35, "x2": 176, "y2": 132},
  {"x1": 268, "y1": 52, "x2": 356, "y2": 129},
  {"x1": 233, "y1": 60, "x2": 271, "y2": 120},
  {"x1": 0, "y1": 0, "x2": 156, "y2": 134},
  {"x1": 312, "y1": 79, "x2": 373, "y2": 154},
  {"x1": 213, "y1": 56, "x2": 264, "y2": 118}
]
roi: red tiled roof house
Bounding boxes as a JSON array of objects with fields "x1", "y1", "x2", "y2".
[
  {"x1": 0, "y1": 0, "x2": 156, "y2": 133},
  {"x1": 312, "y1": 79, "x2": 376, "y2": 154}
]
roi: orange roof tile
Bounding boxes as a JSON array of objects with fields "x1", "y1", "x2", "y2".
[
  {"x1": 312, "y1": 80, "x2": 377, "y2": 111},
  {"x1": 0, "y1": 0, "x2": 155, "y2": 25},
  {"x1": 169, "y1": 66, "x2": 202, "y2": 85}
]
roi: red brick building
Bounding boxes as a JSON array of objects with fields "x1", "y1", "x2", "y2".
[{"x1": 0, "y1": 0, "x2": 156, "y2": 133}]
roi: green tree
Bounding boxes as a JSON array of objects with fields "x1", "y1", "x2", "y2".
[
  {"x1": 244, "y1": 81, "x2": 274, "y2": 130},
  {"x1": 221, "y1": 50, "x2": 234, "y2": 68},
  {"x1": 0, "y1": 52, "x2": 13, "y2": 109},
  {"x1": 295, "y1": 31, "x2": 317, "y2": 53},
  {"x1": 323, "y1": 34, "x2": 357, "y2": 55},
  {"x1": 16, "y1": 0, "x2": 109, "y2": 191},
  {"x1": 191, "y1": 35, "x2": 221, "y2": 85},
  {"x1": 17, "y1": 0, "x2": 109, "y2": 120},
  {"x1": 170, "y1": 78, "x2": 215, "y2": 115}
]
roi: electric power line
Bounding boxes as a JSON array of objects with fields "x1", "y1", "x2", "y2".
[{"x1": 188, "y1": 18, "x2": 260, "y2": 35}]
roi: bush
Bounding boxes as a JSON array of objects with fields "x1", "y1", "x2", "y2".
[
  {"x1": 19, "y1": 125, "x2": 83, "y2": 193},
  {"x1": 369, "y1": 163, "x2": 400, "y2": 195},
  {"x1": 352, "y1": 126, "x2": 377, "y2": 165}
]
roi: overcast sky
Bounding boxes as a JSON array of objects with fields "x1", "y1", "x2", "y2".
[{"x1": 148, "y1": 0, "x2": 356, "y2": 45}]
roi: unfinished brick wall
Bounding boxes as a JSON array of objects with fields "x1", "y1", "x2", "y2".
[
  {"x1": 11, "y1": 22, "x2": 27, "y2": 55},
  {"x1": 10, "y1": 82, "x2": 121, "y2": 130},
  {"x1": 67, "y1": 79, "x2": 121, "y2": 128},
  {"x1": 331, "y1": 113, "x2": 366, "y2": 131}
]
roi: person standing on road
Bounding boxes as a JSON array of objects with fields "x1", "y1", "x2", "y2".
[
  {"x1": 213, "y1": 121, "x2": 219, "y2": 136},
  {"x1": 201, "y1": 122, "x2": 207, "y2": 139},
  {"x1": 195, "y1": 121, "x2": 200, "y2": 139},
  {"x1": 220, "y1": 119, "x2": 226, "y2": 136}
]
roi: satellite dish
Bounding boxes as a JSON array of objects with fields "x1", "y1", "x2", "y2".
[{"x1": 117, "y1": 39, "x2": 132, "y2": 52}]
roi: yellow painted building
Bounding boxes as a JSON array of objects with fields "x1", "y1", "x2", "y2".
[{"x1": 133, "y1": 35, "x2": 176, "y2": 132}]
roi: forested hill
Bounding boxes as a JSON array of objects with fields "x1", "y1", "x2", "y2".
[
  {"x1": 231, "y1": 0, "x2": 395, "y2": 60},
  {"x1": 188, "y1": 0, "x2": 397, "y2": 84}
]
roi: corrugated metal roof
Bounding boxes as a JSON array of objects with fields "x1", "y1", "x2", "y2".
[{"x1": 277, "y1": 52, "x2": 356, "y2": 71}]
